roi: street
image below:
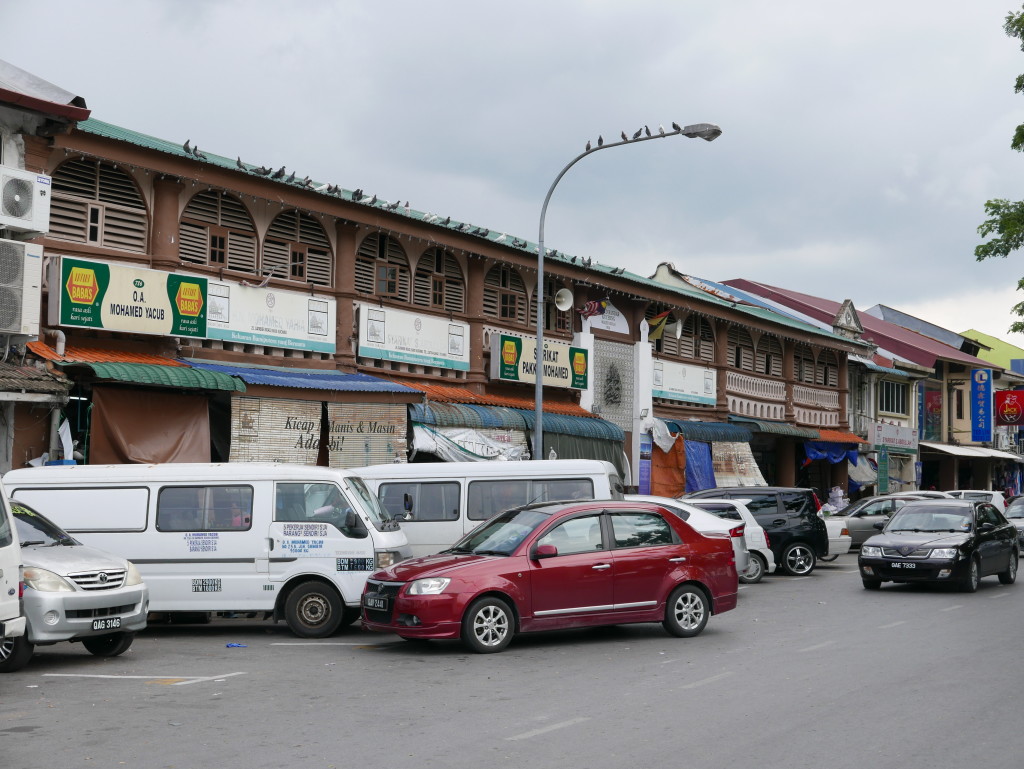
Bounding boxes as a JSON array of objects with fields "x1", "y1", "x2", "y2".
[{"x1": 2, "y1": 554, "x2": 1023, "y2": 769}]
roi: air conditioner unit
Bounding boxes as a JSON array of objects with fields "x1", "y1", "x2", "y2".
[
  {"x1": 0, "y1": 165, "x2": 52, "y2": 235},
  {"x1": 0, "y1": 237, "x2": 43, "y2": 337}
]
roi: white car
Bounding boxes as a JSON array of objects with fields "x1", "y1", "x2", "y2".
[
  {"x1": 819, "y1": 515, "x2": 852, "y2": 561},
  {"x1": 945, "y1": 490, "x2": 1007, "y2": 513},
  {"x1": 625, "y1": 495, "x2": 752, "y2": 582},
  {"x1": 683, "y1": 498, "x2": 775, "y2": 584}
]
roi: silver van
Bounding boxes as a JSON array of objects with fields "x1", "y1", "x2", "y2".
[
  {"x1": 0, "y1": 501, "x2": 148, "y2": 673},
  {"x1": 0, "y1": 482, "x2": 24, "y2": 645}
]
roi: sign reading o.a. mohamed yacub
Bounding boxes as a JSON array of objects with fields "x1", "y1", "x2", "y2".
[{"x1": 51, "y1": 257, "x2": 207, "y2": 338}]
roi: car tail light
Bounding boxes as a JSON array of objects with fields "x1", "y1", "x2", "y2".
[
  {"x1": 812, "y1": 492, "x2": 822, "y2": 511},
  {"x1": 18, "y1": 579, "x2": 24, "y2": 598},
  {"x1": 729, "y1": 524, "x2": 745, "y2": 538},
  {"x1": 763, "y1": 532, "x2": 770, "y2": 548},
  {"x1": 841, "y1": 527, "x2": 850, "y2": 537}
]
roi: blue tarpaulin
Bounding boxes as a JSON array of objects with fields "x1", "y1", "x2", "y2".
[
  {"x1": 685, "y1": 441, "x2": 716, "y2": 492},
  {"x1": 804, "y1": 441, "x2": 859, "y2": 465}
]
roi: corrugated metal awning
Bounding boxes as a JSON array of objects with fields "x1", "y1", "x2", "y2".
[
  {"x1": 730, "y1": 416, "x2": 820, "y2": 439},
  {"x1": 817, "y1": 428, "x2": 871, "y2": 445},
  {"x1": 184, "y1": 360, "x2": 418, "y2": 394},
  {"x1": 65, "y1": 362, "x2": 245, "y2": 392},
  {"x1": 410, "y1": 402, "x2": 526, "y2": 430},
  {"x1": 661, "y1": 419, "x2": 752, "y2": 443},
  {"x1": 516, "y1": 409, "x2": 625, "y2": 441},
  {"x1": 920, "y1": 441, "x2": 1024, "y2": 462}
]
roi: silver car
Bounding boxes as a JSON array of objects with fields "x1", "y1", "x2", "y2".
[{"x1": 0, "y1": 501, "x2": 149, "y2": 673}]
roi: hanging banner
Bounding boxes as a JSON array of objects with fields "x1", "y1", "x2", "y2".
[
  {"x1": 489, "y1": 334, "x2": 588, "y2": 389},
  {"x1": 995, "y1": 390, "x2": 1024, "y2": 426},
  {"x1": 971, "y1": 369, "x2": 993, "y2": 443},
  {"x1": 585, "y1": 302, "x2": 630, "y2": 335},
  {"x1": 652, "y1": 359, "x2": 716, "y2": 405},
  {"x1": 357, "y1": 303, "x2": 469, "y2": 371},
  {"x1": 51, "y1": 256, "x2": 207, "y2": 338},
  {"x1": 206, "y1": 281, "x2": 335, "y2": 353}
]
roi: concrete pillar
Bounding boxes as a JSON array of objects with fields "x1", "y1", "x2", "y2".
[
  {"x1": 777, "y1": 439, "x2": 796, "y2": 486},
  {"x1": 333, "y1": 221, "x2": 359, "y2": 370},
  {"x1": 465, "y1": 258, "x2": 488, "y2": 387},
  {"x1": 151, "y1": 176, "x2": 184, "y2": 271}
]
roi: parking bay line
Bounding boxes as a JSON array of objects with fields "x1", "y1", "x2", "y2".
[
  {"x1": 42, "y1": 672, "x2": 246, "y2": 686},
  {"x1": 798, "y1": 640, "x2": 837, "y2": 652},
  {"x1": 940, "y1": 604, "x2": 963, "y2": 612},
  {"x1": 878, "y1": 621, "x2": 907, "y2": 629},
  {"x1": 506, "y1": 717, "x2": 590, "y2": 741},
  {"x1": 680, "y1": 671, "x2": 735, "y2": 689}
]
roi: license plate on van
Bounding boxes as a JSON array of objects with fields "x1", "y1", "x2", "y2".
[
  {"x1": 92, "y1": 617, "x2": 121, "y2": 631},
  {"x1": 363, "y1": 595, "x2": 387, "y2": 611}
]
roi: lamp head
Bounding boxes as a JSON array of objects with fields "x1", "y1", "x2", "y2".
[{"x1": 680, "y1": 123, "x2": 722, "y2": 142}]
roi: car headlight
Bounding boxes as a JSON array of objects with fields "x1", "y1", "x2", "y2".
[
  {"x1": 375, "y1": 551, "x2": 400, "y2": 569},
  {"x1": 21, "y1": 566, "x2": 75, "y2": 592},
  {"x1": 406, "y1": 577, "x2": 451, "y2": 595},
  {"x1": 930, "y1": 548, "x2": 958, "y2": 559},
  {"x1": 123, "y1": 561, "x2": 144, "y2": 586},
  {"x1": 861, "y1": 546, "x2": 882, "y2": 557}
]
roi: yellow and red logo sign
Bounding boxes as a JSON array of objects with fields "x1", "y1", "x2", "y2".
[
  {"x1": 996, "y1": 391, "x2": 1023, "y2": 425},
  {"x1": 501, "y1": 339, "x2": 518, "y2": 367},
  {"x1": 66, "y1": 267, "x2": 99, "y2": 305},
  {"x1": 572, "y1": 351, "x2": 587, "y2": 377},
  {"x1": 175, "y1": 282, "x2": 204, "y2": 317}
]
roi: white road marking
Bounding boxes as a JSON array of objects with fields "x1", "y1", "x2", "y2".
[
  {"x1": 42, "y1": 672, "x2": 246, "y2": 686},
  {"x1": 842, "y1": 569, "x2": 860, "y2": 574},
  {"x1": 789, "y1": 577, "x2": 811, "y2": 581},
  {"x1": 878, "y1": 621, "x2": 907, "y2": 629},
  {"x1": 798, "y1": 640, "x2": 837, "y2": 652},
  {"x1": 989, "y1": 592, "x2": 1010, "y2": 598},
  {"x1": 941, "y1": 605, "x2": 963, "y2": 612},
  {"x1": 271, "y1": 642, "x2": 389, "y2": 646},
  {"x1": 506, "y1": 717, "x2": 590, "y2": 741},
  {"x1": 680, "y1": 671, "x2": 735, "y2": 689}
]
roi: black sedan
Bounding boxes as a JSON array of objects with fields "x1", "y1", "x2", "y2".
[{"x1": 858, "y1": 499, "x2": 1018, "y2": 592}]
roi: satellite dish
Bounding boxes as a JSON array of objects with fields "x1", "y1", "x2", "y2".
[{"x1": 553, "y1": 288, "x2": 574, "y2": 312}]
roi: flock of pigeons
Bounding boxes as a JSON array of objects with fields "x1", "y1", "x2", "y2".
[
  {"x1": 180, "y1": 136, "x2": 633, "y2": 278},
  {"x1": 585, "y1": 122, "x2": 683, "y2": 153}
]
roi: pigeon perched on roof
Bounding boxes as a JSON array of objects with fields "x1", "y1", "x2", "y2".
[
  {"x1": 441, "y1": 216, "x2": 450, "y2": 226},
  {"x1": 367, "y1": 194, "x2": 377, "y2": 205},
  {"x1": 183, "y1": 139, "x2": 191, "y2": 154},
  {"x1": 285, "y1": 171, "x2": 296, "y2": 184},
  {"x1": 236, "y1": 157, "x2": 246, "y2": 170}
]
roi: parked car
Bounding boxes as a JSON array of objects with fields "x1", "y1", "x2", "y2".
[
  {"x1": 625, "y1": 495, "x2": 751, "y2": 581},
  {"x1": 360, "y1": 500, "x2": 739, "y2": 653},
  {"x1": 858, "y1": 499, "x2": 1018, "y2": 592},
  {"x1": 820, "y1": 517, "x2": 852, "y2": 562},
  {"x1": 827, "y1": 495, "x2": 924, "y2": 548},
  {"x1": 0, "y1": 502, "x2": 149, "y2": 673},
  {"x1": 945, "y1": 490, "x2": 1007, "y2": 513},
  {"x1": 1005, "y1": 498, "x2": 1024, "y2": 550},
  {"x1": 681, "y1": 497, "x2": 775, "y2": 583},
  {"x1": 683, "y1": 486, "x2": 827, "y2": 576},
  {"x1": 886, "y1": 490, "x2": 952, "y2": 500}
]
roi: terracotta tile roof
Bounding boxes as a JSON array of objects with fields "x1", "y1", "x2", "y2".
[
  {"x1": 0, "y1": 361, "x2": 69, "y2": 394},
  {"x1": 817, "y1": 428, "x2": 870, "y2": 444},
  {"x1": 398, "y1": 381, "x2": 596, "y2": 418},
  {"x1": 28, "y1": 342, "x2": 185, "y2": 366}
]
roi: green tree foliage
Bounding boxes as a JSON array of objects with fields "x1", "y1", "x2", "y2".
[{"x1": 976, "y1": 8, "x2": 1024, "y2": 332}]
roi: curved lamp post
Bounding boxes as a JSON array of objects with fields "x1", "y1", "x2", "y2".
[{"x1": 533, "y1": 122, "x2": 722, "y2": 462}]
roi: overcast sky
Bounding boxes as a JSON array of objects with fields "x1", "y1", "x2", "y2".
[{"x1": 8, "y1": 1, "x2": 1024, "y2": 349}]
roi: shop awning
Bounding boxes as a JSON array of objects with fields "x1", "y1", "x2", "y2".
[
  {"x1": 919, "y1": 441, "x2": 989, "y2": 458},
  {"x1": 849, "y1": 355, "x2": 914, "y2": 378},
  {"x1": 729, "y1": 416, "x2": 820, "y2": 439},
  {"x1": 516, "y1": 409, "x2": 625, "y2": 441},
  {"x1": 661, "y1": 419, "x2": 752, "y2": 443},
  {"x1": 411, "y1": 402, "x2": 526, "y2": 430},
  {"x1": 817, "y1": 428, "x2": 871, "y2": 445},
  {"x1": 67, "y1": 362, "x2": 246, "y2": 392},
  {"x1": 183, "y1": 360, "x2": 418, "y2": 394}
]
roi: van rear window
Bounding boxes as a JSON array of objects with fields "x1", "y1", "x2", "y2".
[
  {"x1": 379, "y1": 482, "x2": 460, "y2": 522},
  {"x1": 467, "y1": 478, "x2": 594, "y2": 521},
  {"x1": 157, "y1": 486, "x2": 254, "y2": 532}
]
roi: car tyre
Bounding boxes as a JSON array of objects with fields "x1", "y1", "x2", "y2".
[
  {"x1": 0, "y1": 635, "x2": 34, "y2": 673},
  {"x1": 739, "y1": 552, "x2": 766, "y2": 584},
  {"x1": 461, "y1": 596, "x2": 514, "y2": 654},
  {"x1": 960, "y1": 557, "x2": 980, "y2": 593},
  {"x1": 82, "y1": 632, "x2": 134, "y2": 658},
  {"x1": 781, "y1": 542, "x2": 816, "y2": 576},
  {"x1": 285, "y1": 581, "x2": 343, "y2": 638},
  {"x1": 663, "y1": 584, "x2": 710, "y2": 638},
  {"x1": 998, "y1": 550, "x2": 1018, "y2": 585},
  {"x1": 861, "y1": 578, "x2": 882, "y2": 590}
]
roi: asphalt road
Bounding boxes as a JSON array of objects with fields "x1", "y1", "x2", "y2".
[{"x1": 2, "y1": 554, "x2": 1023, "y2": 769}]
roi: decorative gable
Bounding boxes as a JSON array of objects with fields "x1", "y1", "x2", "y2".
[{"x1": 832, "y1": 299, "x2": 864, "y2": 339}]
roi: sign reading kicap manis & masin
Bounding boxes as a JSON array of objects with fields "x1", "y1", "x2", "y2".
[{"x1": 50, "y1": 256, "x2": 207, "y2": 337}]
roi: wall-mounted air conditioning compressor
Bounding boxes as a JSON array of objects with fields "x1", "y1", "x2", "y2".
[
  {"x1": 0, "y1": 165, "x2": 51, "y2": 235},
  {"x1": 0, "y1": 237, "x2": 44, "y2": 337}
]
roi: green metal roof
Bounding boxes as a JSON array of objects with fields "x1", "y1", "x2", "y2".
[
  {"x1": 74, "y1": 118, "x2": 870, "y2": 350},
  {"x1": 729, "y1": 416, "x2": 820, "y2": 439},
  {"x1": 63, "y1": 362, "x2": 246, "y2": 392}
]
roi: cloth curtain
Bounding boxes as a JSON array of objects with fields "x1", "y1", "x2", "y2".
[
  {"x1": 804, "y1": 441, "x2": 859, "y2": 465},
  {"x1": 650, "y1": 437, "x2": 687, "y2": 497},
  {"x1": 684, "y1": 440, "x2": 716, "y2": 492},
  {"x1": 89, "y1": 386, "x2": 210, "y2": 464}
]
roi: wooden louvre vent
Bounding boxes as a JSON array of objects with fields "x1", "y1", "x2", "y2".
[
  {"x1": 179, "y1": 191, "x2": 257, "y2": 273},
  {"x1": 49, "y1": 158, "x2": 147, "y2": 252},
  {"x1": 355, "y1": 233, "x2": 410, "y2": 299},
  {"x1": 263, "y1": 210, "x2": 333, "y2": 285}
]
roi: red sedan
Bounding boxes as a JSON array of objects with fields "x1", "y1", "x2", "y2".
[{"x1": 361, "y1": 500, "x2": 738, "y2": 653}]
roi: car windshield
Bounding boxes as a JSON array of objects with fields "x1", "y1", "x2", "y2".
[
  {"x1": 445, "y1": 508, "x2": 552, "y2": 556},
  {"x1": 886, "y1": 508, "x2": 971, "y2": 533},
  {"x1": 343, "y1": 477, "x2": 393, "y2": 530},
  {"x1": 12, "y1": 503, "x2": 78, "y2": 546}
]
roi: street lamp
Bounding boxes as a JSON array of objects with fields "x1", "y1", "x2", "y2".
[{"x1": 532, "y1": 122, "x2": 722, "y2": 461}]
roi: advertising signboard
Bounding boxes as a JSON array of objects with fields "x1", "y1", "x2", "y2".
[
  {"x1": 652, "y1": 359, "x2": 716, "y2": 405},
  {"x1": 488, "y1": 334, "x2": 588, "y2": 389},
  {"x1": 51, "y1": 257, "x2": 207, "y2": 338},
  {"x1": 995, "y1": 390, "x2": 1024, "y2": 426},
  {"x1": 872, "y1": 421, "x2": 918, "y2": 454},
  {"x1": 357, "y1": 303, "x2": 470, "y2": 371},
  {"x1": 971, "y1": 369, "x2": 993, "y2": 443},
  {"x1": 206, "y1": 281, "x2": 336, "y2": 353}
]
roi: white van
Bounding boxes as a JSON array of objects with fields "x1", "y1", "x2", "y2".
[
  {"x1": 354, "y1": 459, "x2": 624, "y2": 557},
  {"x1": 4, "y1": 463, "x2": 410, "y2": 638},
  {"x1": 0, "y1": 478, "x2": 26, "y2": 644}
]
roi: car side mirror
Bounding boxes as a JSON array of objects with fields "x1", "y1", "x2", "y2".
[
  {"x1": 532, "y1": 544, "x2": 558, "y2": 560},
  {"x1": 873, "y1": 521, "x2": 886, "y2": 530},
  {"x1": 978, "y1": 522, "x2": 995, "y2": 532}
]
